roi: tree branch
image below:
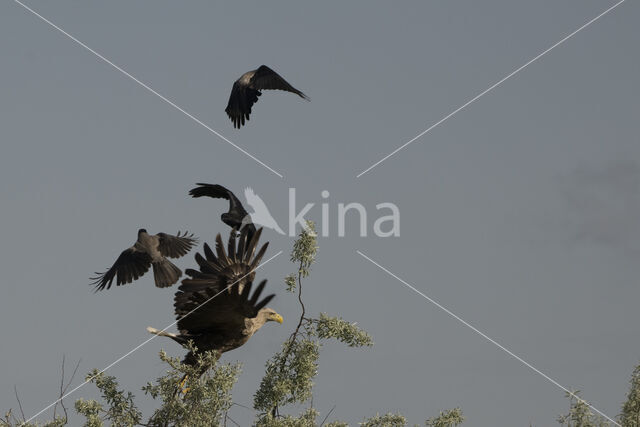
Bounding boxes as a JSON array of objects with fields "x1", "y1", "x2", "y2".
[
  {"x1": 320, "y1": 404, "x2": 336, "y2": 426},
  {"x1": 13, "y1": 385, "x2": 25, "y2": 422}
]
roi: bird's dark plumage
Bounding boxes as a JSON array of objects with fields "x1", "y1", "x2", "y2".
[
  {"x1": 91, "y1": 230, "x2": 198, "y2": 292},
  {"x1": 189, "y1": 183, "x2": 256, "y2": 239},
  {"x1": 157, "y1": 231, "x2": 199, "y2": 259},
  {"x1": 147, "y1": 227, "x2": 282, "y2": 373},
  {"x1": 90, "y1": 248, "x2": 152, "y2": 291},
  {"x1": 225, "y1": 65, "x2": 309, "y2": 129}
]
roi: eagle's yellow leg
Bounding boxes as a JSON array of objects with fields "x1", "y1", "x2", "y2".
[{"x1": 179, "y1": 375, "x2": 190, "y2": 394}]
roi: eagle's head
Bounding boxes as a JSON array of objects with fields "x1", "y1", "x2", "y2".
[{"x1": 261, "y1": 308, "x2": 283, "y2": 324}]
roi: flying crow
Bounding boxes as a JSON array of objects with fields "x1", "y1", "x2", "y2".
[
  {"x1": 225, "y1": 65, "x2": 309, "y2": 129},
  {"x1": 189, "y1": 183, "x2": 256, "y2": 239},
  {"x1": 90, "y1": 229, "x2": 198, "y2": 291}
]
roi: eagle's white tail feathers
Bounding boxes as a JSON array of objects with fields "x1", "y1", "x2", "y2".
[{"x1": 147, "y1": 326, "x2": 178, "y2": 338}]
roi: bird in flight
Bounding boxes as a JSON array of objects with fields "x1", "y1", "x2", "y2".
[
  {"x1": 147, "y1": 227, "x2": 282, "y2": 378},
  {"x1": 189, "y1": 183, "x2": 256, "y2": 239},
  {"x1": 90, "y1": 229, "x2": 198, "y2": 292},
  {"x1": 225, "y1": 65, "x2": 309, "y2": 129}
]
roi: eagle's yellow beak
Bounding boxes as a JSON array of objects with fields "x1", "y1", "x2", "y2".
[{"x1": 272, "y1": 313, "x2": 284, "y2": 324}]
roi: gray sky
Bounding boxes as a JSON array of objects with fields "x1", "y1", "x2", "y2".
[{"x1": 1, "y1": 1, "x2": 639, "y2": 425}]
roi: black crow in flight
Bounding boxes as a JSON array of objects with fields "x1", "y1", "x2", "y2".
[
  {"x1": 225, "y1": 65, "x2": 309, "y2": 129},
  {"x1": 189, "y1": 183, "x2": 256, "y2": 240}
]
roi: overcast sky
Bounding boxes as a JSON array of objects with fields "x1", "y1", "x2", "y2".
[{"x1": 1, "y1": 1, "x2": 639, "y2": 425}]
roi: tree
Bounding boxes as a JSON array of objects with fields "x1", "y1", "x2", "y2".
[
  {"x1": 620, "y1": 363, "x2": 640, "y2": 427},
  {"x1": 556, "y1": 391, "x2": 610, "y2": 427},
  {"x1": 253, "y1": 222, "x2": 373, "y2": 425},
  {"x1": 425, "y1": 408, "x2": 465, "y2": 427},
  {"x1": 3, "y1": 224, "x2": 461, "y2": 426}
]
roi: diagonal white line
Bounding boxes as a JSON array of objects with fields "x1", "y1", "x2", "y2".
[
  {"x1": 357, "y1": 0, "x2": 626, "y2": 178},
  {"x1": 26, "y1": 250, "x2": 283, "y2": 423},
  {"x1": 13, "y1": 0, "x2": 284, "y2": 179},
  {"x1": 356, "y1": 250, "x2": 620, "y2": 426}
]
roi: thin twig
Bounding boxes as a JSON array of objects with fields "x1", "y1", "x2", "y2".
[
  {"x1": 320, "y1": 404, "x2": 337, "y2": 426},
  {"x1": 286, "y1": 264, "x2": 307, "y2": 345},
  {"x1": 58, "y1": 356, "x2": 81, "y2": 422},
  {"x1": 225, "y1": 413, "x2": 241, "y2": 427},
  {"x1": 231, "y1": 402, "x2": 252, "y2": 411},
  {"x1": 272, "y1": 261, "x2": 308, "y2": 418},
  {"x1": 65, "y1": 358, "x2": 82, "y2": 393},
  {"x1": 13, "y1": 385, "x2": 26, "y2": 422},
  {"x1": 4, "y1": 409, "x2": 14, "y2": 425},
  {"x1": 54, "y1": 354, "x2": 65, "y2": 419}
]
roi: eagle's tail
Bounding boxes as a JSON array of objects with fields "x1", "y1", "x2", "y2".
[
  {"x1": 147, "y1": 326, "x2": 190, "y2": 344},
  {"x1": 146, "y1": 326, "x2": 180, "y2": 340},
  {"x1": 152, "y1": 259, "x2": 182, "y2": 288}
]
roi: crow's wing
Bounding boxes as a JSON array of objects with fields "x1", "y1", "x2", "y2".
[
  {"x1": 90, "y1": 247, "x2": 152, "y2": 291},
  {"x1": 156, "y1": 231, "x2": 198, "y2": 259},
  {"x1": 225, "y1": 81, "x2": 261, "y2": 129},
  {"x1": 250, "y1": 65, "x2": 309, "y2": 100},
  {"x1": 189, "y1": 183, "x2": 248, "y2": 217}
]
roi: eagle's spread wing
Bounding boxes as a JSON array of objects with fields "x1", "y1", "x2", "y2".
[
  {"x1": 250, "y1": 65, "x2": 309, "y2": 100},
  {"x1": 156, "y1": 231, "x2": 198, "y2": 259},
  {"x1": 174, "y1": 279, "x2": 274, "y2": 336},
  {"x1": 90, "y1": 247, "x2": 152, "y2": 291},
  {"x1": 225, "y1": 81, "x2": 261, "y2": 129},
  {"x1": 175, "y1": 227, "x2": 271, "y2": 335},
  {"x1": 146, "y1": 226, "x2": 280, "y2": 367},
  {"x1": 182, "y1": 227, "x2": 267, "y2": 294}
]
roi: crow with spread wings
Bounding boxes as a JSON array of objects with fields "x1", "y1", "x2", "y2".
[
  {"x1": 189, "y1": 183, "x2": 256, "y2": 240},
  {"x1": 225, "y1": 65, "x2": 309, "y2": 129},
  {"x1": 90, "y1": 229, "x2": 198, "y2": 291},
  {"x1": 147, "y1": 227, "x2": 282, "y2": 375}
]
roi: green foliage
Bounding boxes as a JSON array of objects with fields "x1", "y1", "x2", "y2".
[
  {"x1": 285, "y1": 274, "x2": 297, "y2": 293},
  {"x1": 620, "y1": 363, "x2": 640, "y2": 426},
  {"x1": 557, "y1": 391, "x2": 610, "y2": 427},
  {"x1": 360, "y1": 412, "x2": 407, "y2": 427},
  {"x1": 255, "y1": 408, "x2": 319, "y2": 427},
  {"x1": 254, "y1": 220, "x2": 374, "y2": 424},
  {"x1": 76, "y1": 369, "x2": 141, "y2": 426},
  {"x1": 74, "y1": 399, "x2": 103, "y2": 427},
  {"x1": 254, "y1": 311, "x2": 372, "y2": 415},
  {"x1": 425, "y1": 407, "x2": 465, "y2": 427},
  {"x1": 254, "y1": 338, "x2": 320, "y2": 413},
  {"x1": 4, "y1": 221, "x2": 471, "y2": 427},
  {"x1": 0, "y1": 411, "x2": 66, "y2": 427},
  {"x1": 141, "y1": 349, "x2": 241, "y2": 426},
  {"x1": 313, "y1": 313, "x2": 373, "y2": 347},
  {"x1": 291, "y1": 221, "x2": 318, "y2": 278},
  {"x1": 71, "y1": 345, "x2": 240, "y2": 427}
]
